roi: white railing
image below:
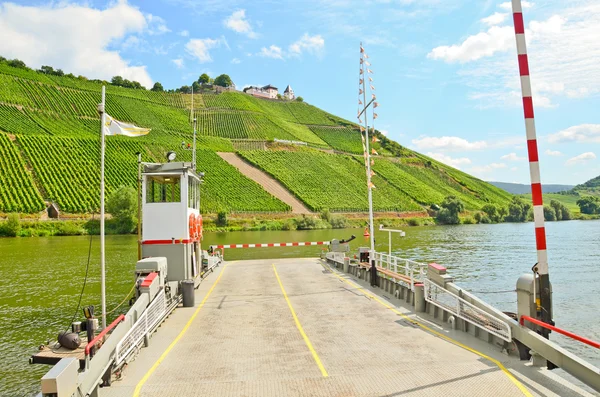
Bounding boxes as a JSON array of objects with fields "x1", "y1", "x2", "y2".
[
  {"x1": 115, "y1": 289, "x2": 166, "y2": 366},
  {"x1": 372, "y1": 252, "x2": 428, "y2": 291},
  {"x1": 423, "y1": 279, "x2": 512, "y2": 342}
]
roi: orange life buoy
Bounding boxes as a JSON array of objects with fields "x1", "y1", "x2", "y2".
[
  {"x1": 196, "y1": 214, "x2": 203, "y2": 240},
  {"x1": 189, "y1": 213, "x2": 197, "y2": 239}
]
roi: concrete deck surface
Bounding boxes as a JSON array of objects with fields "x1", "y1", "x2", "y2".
[{"x1": 101, "y1": 258, "x2": 595, "y2": 397}]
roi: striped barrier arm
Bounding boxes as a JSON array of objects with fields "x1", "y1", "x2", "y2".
[
  {"x1": 511, "y1": 0, "x2": 548, "y2": 275},
  {"x1": 210, "y1": 241, "x2": 330, "y2": 249}
]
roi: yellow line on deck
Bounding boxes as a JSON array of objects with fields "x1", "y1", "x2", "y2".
[
  {"x1": 325, "y1": 264, "x2": 533, "y2": 397},
  {"x1": 133, "y1": 265, "x2": 228, "y2": 397},
  {"x1": 272, "y1": 264, "x2": 329, "y2": 377}
]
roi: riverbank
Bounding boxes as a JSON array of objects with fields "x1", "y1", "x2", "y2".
[{"x1": 1, "y1": 209, "x2": 598, "y2": 238}]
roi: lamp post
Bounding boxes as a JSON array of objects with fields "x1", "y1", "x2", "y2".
[{"x1": 379, "y1": 225, "x2": 406, "y2": 256}]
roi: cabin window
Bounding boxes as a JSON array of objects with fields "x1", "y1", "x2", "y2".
[
  {"x1": 188, "y1": 177, "x2": 200, "y2": 209},
  {"x1": 146, "y1": 175, "x2": 181, "y2": 203}
]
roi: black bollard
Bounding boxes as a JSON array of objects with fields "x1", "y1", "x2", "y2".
[{"x1": 370, "y1": 259, "x2": 378, "y2": 287}]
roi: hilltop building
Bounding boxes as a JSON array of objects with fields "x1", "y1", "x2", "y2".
[
  {"x1": 283, "y1": 85, "x2": 295, "y2": 100},
  {"x1": 243, "y1": 84, "x2": 296, "y2": 100}
]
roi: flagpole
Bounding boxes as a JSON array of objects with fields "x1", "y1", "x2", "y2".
[
  {"x1": 359, "y1": 43, "x2": 376, "y2": 285},
  {"x1": 99, "y1": 85, "x2": 107, "y2": 329}
]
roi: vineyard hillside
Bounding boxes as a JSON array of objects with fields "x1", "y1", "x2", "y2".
[{"x1": 0, "y1": 62, "x2": 513, "y2": 215}]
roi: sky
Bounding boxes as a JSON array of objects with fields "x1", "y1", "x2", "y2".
[{"x1": 0, "y1": 0, "x2": 599, "y2": 185}]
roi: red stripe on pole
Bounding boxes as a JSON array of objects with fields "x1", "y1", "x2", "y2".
[
  {"x1": 142, "y1": 239, "x2": 193, "y2": 245},
  {"x1": 523, "y1": 97, "x2": 534, "y2": 118},
  {"x1": 518, "y1": 54, "x2": 530, "y2": 76},
  {"x1": 513, "y1": 12, "x2": 525, "y2": 34},
  {"x1": 242, "y1": 244, "x2": 249, "y2": 248},
  {"x1": 527, "y1": 139, "x2": 539, "y2": 162},
  {"x1": 305, "y1": 242, "x2": 312, "y2": 245},
  {"x1": 535, "y1": 227, "x2": 547, "y2": 250},
  {"x1": 292, "y1": 242, "x2": 299, "y2": 246},
  {"x1": 531, "y1": 183, "x2": 543, "y2": 205},
  {"x1": 268, "y1": 243, "x2": 274, "y2": 247},
  {"x1": 317, "y1": 241, "x2": 324, "y2": 245}
]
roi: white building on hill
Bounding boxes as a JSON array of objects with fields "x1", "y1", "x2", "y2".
[
  {"x1": 283, "y1": 85, "x2": 295, "y2": 100},
  {"x1": 243, "y1": 84, "x2": 278, "y2": 99}
]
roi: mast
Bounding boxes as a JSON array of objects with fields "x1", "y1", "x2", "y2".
[
  {"x1": 511, "y1": 0, "x2": 552, "y2": 337},
  {"x1": 99, "y1": 86, "x2": 107, "y2": 329},
  {"x1": 191, "y1": 86, "x2": 197, "y2": 168}
]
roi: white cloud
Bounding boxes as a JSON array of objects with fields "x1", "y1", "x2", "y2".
[
  {"x1": 427, "y1": 25, "x2": 514, "y2": 63},
  {"x1": 426, "y1": 152, "x2": 472, "y2": 169},
  {"x1": 0, "y1": 2, "x2": 152, "y2": 87},
  {"x1": 289, "y1": 33, "x2": 325, "y2": 56},
  {"x1": 498, "y1": 1, "x2": 534, "y2": 11},
  {"x1": 510, "y1": 166, "x2": 518, "y2": 171},
  {"x1": 469, "y1": 162, "x2": 507, "y2": 175},
  {"x1": 223, "y1": 9, "x2": 257, "y2": 38},
  {"x1": 172, "y1": 58, "x2": 184, "y2": 68},
  {"x1": 545, "y1": 149, "x2": 563, "y2": 156},
  {"x1": 379, "y1": 129, "x2": 389, "y2": 136},
  {"x1": 231, "y1": 57, "x2": 241, "y2": 64},
  {"x1": 412, "y1": 136, "x2": 487, "y2": 151},
  {"x1": 179, "y1": 30, "x2": 189, "y2": 37},
  {"x1": 448, "y1": 2, "x2": 600, "y2": 108},
  {"x1": 501, "y1": 152, "x2": 526, "y2": 161},
  {"x1": 258, "y1": 45, "x2": 284, "y2": 60},
  {"x1": 481, "y1": 12, "x2": 508, "y2": 26},
  {"x1": 146, "y1": 14, "x2": 170, "y2": 35},
  {"x1": 565, "y1": 152, "x2": 596, "y2": 166},
  {"x1": 547, "y1": 124, "x2": 600, "y2": 144},
  {"x1": 185, "y1": 38, "x2": 226, "y2": 63}
]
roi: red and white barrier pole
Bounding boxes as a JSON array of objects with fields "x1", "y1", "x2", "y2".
[
  {"x1": 511, "y1": 0, "x2": 553, "y2": 338},
  {"x1": 210, "y1": 241, "x2": 330, "y2": 249}
]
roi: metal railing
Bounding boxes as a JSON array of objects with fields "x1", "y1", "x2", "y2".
[
  {"x1": 115, "y1": 289, "x2": 166, "y2": 366},
  {"x1": 84, "y1": 314, "x2": 125, "y2": 369},
  {"x1": 424, "y1": 279, "x2": 512, "y2": 342},
  {"x1": 520, "y1": 315, "x2": 600, "y2": 349},
  {"x1": 372, "y1": 252, "x2": 428, "y2": 291}
]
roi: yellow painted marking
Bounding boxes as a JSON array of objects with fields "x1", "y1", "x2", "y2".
[
  {"x1": 273, "y1": 264, "x2": 329, "y2": 377},
  {"x1": 325, "y1": 264, "x2": 532, "y2": 397},
  {"x1": 133, "y1": 264, "x2": 228, "y2": 396}
]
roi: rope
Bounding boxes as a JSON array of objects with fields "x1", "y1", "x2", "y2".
[
  {"x1": 103, "y1": 281, "x2": 137, "y2": 316},
  {"x1": 60, "y1": 212, "x2": 95, "y2": 338}
]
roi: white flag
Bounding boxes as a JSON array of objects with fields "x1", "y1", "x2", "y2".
[{"x1": 104, "y1": 114, "x2": 150, "y2": 137}]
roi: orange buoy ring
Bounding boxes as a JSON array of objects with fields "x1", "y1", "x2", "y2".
[
  {"x1": 189, "y1": 213, "x2": 197, "y2": 240},
  {"x1": 363, "y1": 227, "x2": 370, "y2": 237},
  {"x1": 196, "y1": 214, "x2": 203, "y2": 240}
]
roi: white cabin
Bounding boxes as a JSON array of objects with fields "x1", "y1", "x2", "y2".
[{"x1": 141, "y1": 161, "x2": 203, "y2": 282}]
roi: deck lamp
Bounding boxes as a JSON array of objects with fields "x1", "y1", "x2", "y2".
[{"x1": 166, "y1": 151, "x2": 176, "y2": 162}]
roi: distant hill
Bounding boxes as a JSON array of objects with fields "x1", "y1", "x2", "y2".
[
  {"x1": 570, "y1": 175, "x2": 600, "y2": 196},
  {"x1": 489, "y1": 181, "x2": 574, "y2": 195},
  {"x1": 0, "y1": 59, "x2": 513, "y2": 215}
]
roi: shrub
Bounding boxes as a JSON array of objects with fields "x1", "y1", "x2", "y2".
[
  {"x1": 462, "y1": 216, "x2": 476, "y2": 224},
  {"x1": 5, "y1": 213, "x2": 21, "y2": 237},
  {"x1": 407, "y1": 218, "x2": 421, "y2": 226},
  {"x1": 216, "y1": 211, "x2": 228, "y2": 227},
  {"x1": 543, "y1": 205, "x2": 556, "y2": 221},
  {"x1": 329, "y1": 215, "x2": 348, "y2": 229},
  {"x1": 436, "y1": 196, "x2": 464, "y2": 225},
  {"x1": 505, "y1": 196, "x2": 531, "y2": 222}
]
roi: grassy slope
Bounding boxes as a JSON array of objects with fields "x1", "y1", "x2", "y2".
[{"x1": 0, "y1": 62, "x2": 512, "y2": 214}]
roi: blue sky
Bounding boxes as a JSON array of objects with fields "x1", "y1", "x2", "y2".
[{"x1": 0, "y1": 0, "x2": 599, "y2": 185}]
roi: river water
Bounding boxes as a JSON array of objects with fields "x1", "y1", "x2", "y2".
[{"x1": 1, "y1": 221, "x2": 599, "y2": 396}]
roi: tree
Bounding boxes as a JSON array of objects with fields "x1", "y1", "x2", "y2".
[
  {"x1": 7, "y1": 59, "x2": 28, "y2": 69},
  {"x1": 550, "y1": 199, "x2": 571, "y2": 220},
  {"x1": 576, "y1": 196, "x2": 600, "y2": 214},
  {"x1": 39, "y1": 65, "x2": 55, "y2": 74},
  {"x1": 198, "y1": 73, "x2": 210, "y2": 84},
  {"x1": 55, "y1": 69, "x2": 64, "y2": 76},
  {"x1": 177, "y1": 85, "x2": 192, "y2": 94},
  {"x1": 213, "y1": 74, "x2": 233, "y2": 87},
  {"x1": 543, "y1": 205, "x2": 556, "y2": 221},
  {"x1": 111, "y1": 76, "x2": 124, "y2": 86},
  {"x1": 296, "y1": 96, "x2": 304, "y2": 102},
  {"x1": 276, "y1": 93, "x2": 282, "y2": 100},
  {"x1": 192, "y1": 81, "x2": 201, "y2": 93},
  {"x1": 107, "y1": 186, "x2": 137, "y2": 233},
  {"x1": 436, "y1": 196, "x2": 464, "y2": 225},
  {"x1": 505, "y1": 196, "x2": 531, "y2": 222},
  {"x1": 151, "y1": 82, "x2": 164, "y2": 92},
  {"x1": 481, "y1": 204, "x2": 500, "y2": 223}
]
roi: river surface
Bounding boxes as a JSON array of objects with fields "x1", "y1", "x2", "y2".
[{"x1": 1, "y1": 221, "x2": 599, "y2": 396}]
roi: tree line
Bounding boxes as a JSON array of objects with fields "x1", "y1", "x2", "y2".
[
  {"x1": 436, "y1": 196, "x2": 573, "y2": 225},
  {"x1": 0, "y1": 56, "x2": 234, "y2": 93}
]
